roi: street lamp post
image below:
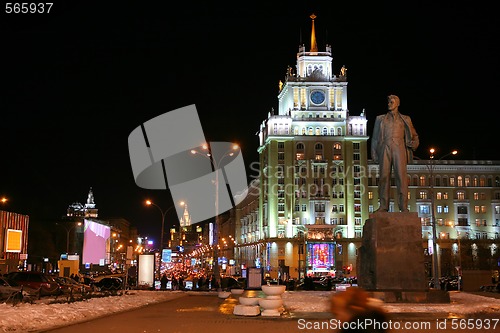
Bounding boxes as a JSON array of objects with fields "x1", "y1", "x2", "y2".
[
  {"x1": 191, "y1": 143, "x2": 239, "y2": 289},
  {"x1": 57, "y1": 222, "x2": 82, "y2": 253},
  {"x1": 456, "y1": 231, "x2": 462, "y2": 291},
  {"x1": 426, "y1": 148, "x2": 458, "y2": 290},
  {"x1": 145, "y1": 200, "x2": 184, "y2": 278}
]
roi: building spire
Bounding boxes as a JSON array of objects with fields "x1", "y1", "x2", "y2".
[
  {"x1": 180, "y1": 204, "x2": 191, "y2": 227},
  {"x1": 310, "y1": 13, "x2": 318, "y2": 52},
  {"x1": 86, "y1": 187, "x2": 95, "y2": 207}
]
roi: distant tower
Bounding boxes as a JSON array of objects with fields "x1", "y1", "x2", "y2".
[
  {"x1": 84, "y1": 187, "x2": 98, "y2": 218},
  {"x1": 179, "y1": 204, "x2": 191, "y2": 228}
]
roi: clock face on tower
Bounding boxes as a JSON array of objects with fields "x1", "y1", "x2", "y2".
[{"x1": 310, "y1": 90, "x2": 325, "y2": 105}]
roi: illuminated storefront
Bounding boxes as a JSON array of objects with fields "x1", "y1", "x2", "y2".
[{"x1": 306, "y1": 242, "x2": 336, "y2": 276}]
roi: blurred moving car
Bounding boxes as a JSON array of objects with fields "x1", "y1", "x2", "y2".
[
  {"x1": 91, "y1": 276, "x2": 123, "y2": 291},
  {"x1": 5, "y1": 271, "x2": 61, "y2": 296},
  {"x1": 296, "y1": 276, "x2": 343, "y2": 291},
  {"x1": 0, "y1": 276, "x2": 23, "y2": 301},
  {"x1": 54, "y1": 276, "x2": 93, "y2": 294}
]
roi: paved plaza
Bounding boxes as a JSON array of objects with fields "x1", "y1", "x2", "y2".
[{"x1": 38, "y1": 291, "x2": 500, "y2": 333}]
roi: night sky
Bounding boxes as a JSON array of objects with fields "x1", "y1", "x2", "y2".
[{"x1": 1, "y1": 2, "x2": 499, "y2": 239}]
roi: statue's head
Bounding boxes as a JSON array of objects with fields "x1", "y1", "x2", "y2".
[{"x1": 387, "y1": 95, "x2": 400, "y2": 107}]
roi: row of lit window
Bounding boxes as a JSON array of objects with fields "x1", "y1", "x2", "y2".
[
  {"x1": 410, "y1": 175, "x2": 498, "y2": 187},
  {"x1": 271, "y1": 124, "x2": 346, "y2": 136},
  {"x1": 368, "y1": 190, "x2": 499, "y2": 204}
]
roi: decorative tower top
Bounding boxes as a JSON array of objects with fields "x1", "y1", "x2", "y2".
[
  {"x1": 179, "y1": 204, "x2": 191, "y2": 228},
  {"x1": 84, "y1": 187, "x2": 98, "y2": 218},
  {"x1": 310, "y1": 13, "x2": 318, "y2": 52},
  {"x1": 85, "y1": 187, "x2": 96, "y2": 209}
]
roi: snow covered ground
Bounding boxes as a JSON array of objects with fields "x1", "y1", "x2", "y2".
[{"x1": 0, "y1": 290, "x2": 499, "y2": 332}]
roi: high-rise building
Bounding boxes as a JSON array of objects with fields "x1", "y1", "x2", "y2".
[{"x1": 253, "y1": 14, "x2": 368, "y2": 279}]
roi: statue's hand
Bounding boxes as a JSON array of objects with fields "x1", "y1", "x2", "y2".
[{"x1": 407, "y1": 141, "x2": 417, "y2": 150}]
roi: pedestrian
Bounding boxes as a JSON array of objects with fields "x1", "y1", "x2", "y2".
[
  {"x1": 198, "y1": 275, "x2": 205, "y2": 290},
  {"x1": 172, "y1": 276, "x2": 178, "y2": 290},
  {"x1": 371, "y1": 95, "x2": 419, "y2": 212},
  {"x1": 331, "y1": 287, "x2": 389, "y2": 333},
  {"x1": 160, "y1": 273, "x2": 168, "y2": 290}
]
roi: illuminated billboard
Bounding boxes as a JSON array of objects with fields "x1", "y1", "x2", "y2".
[
  {"x1": 306, "y1": 243, "x2": 335, "y2": 272},
  {"x1": 138, "y1": 254, "x2": 154, "y2": 287},
  {"x1": 5, "y1": 229, "x2": 22, "y2": 253},
  {"x1": 82, "y1": 219, "x2": 110, "y2": 265}
]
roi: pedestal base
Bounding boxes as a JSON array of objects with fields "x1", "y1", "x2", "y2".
[
  {"x1": 233, "y1": 304, "x2": 261, "y2": 316},
  {"x1": 261, "y1": 309, "x2": 282, "y2": 317},
  {"x1": 358, "y1": 212, "x2": 430, "y2": 292}
]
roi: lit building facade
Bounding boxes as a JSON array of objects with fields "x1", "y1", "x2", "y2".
[
  {"x1": 368, "y1": 160, "x2": 500, "y2": 278},
  {"x1": 253, "y1": 14, "x2": 369, "y2": 279},
  {"x1": 0, "y1": 210, "x2": 29, "y2": 273}
]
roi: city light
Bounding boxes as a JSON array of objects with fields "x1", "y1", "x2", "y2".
[{"x1": 145, "y1": 199, "x2": 185, "y2": 279}]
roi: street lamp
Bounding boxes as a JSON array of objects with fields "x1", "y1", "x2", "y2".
[
  {"x1": 145, "y1": 200, "x2": 185, "y2": 252},
  {"x1": 145, "y1": 199, "x2": 184, "y2": 278},
  {"x1": 426, "y1": 148, "x2": 458, "y2": 290},
  {"x1": 57, "y1": 222, "x2": 82, "y2": 253},
  {"x1": 191, "y1": 143, "x2": 239, "y2": 289},
  {"x1": 453, "y1": 228, "x2": 462, "y2": 291}
]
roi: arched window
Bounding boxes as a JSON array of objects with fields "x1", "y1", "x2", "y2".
[
  {"x1": 333, "y1": 142, "x2": 342, "y2": 160},
  {"x1": 315, "y1": 143, "x2": 324, "y2": 160},
  {"x1": 296, "y1": 143, "x2": 305, "y2": 160}
]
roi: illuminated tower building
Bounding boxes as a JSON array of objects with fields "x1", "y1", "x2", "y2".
[
  {"x1": 66, "y1": 187, "x2": 98, "y2": 218},
  {"x1": 255, "y1": 14, "x2": 369, "y2": 279}
]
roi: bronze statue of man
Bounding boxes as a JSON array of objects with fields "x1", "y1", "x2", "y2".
[{"x1": 371, "y1": 95, "x2": 419, "y2": 212}]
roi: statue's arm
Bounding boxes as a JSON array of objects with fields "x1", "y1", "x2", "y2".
[
  {"x1": 371, "y1": 117, "x2": 381, "y2": 162},
  {"x1": 406, "y1": 117, "x2": 419, "y2": 150}
]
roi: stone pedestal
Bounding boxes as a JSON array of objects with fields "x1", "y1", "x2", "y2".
[
  {"x1": 358, "y1": 212, "x2": 450, "y2": 303},
  {"x1": 358, "y1": 212, "x2": 427, "y2": 291}
]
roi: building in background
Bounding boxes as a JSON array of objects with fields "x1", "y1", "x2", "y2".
[
  {"x1": 0, "y1": 210, "x2": 29, "y2": 273},
  {"x1": 58, "y1": 188, "x2": 138, "y2": 275}
]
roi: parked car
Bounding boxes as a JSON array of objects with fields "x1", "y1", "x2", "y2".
[
  {"x1": 0, "y1": 276, "x2": 23, "y2": 301},
  {"x1": 54, "y1": 276, "x2": 93, "y2": 294},
  {"x1": 296, "y1": 276, "x2": 341, "y2": 291},
  {"x1": 220, "y1": 276, "x2": 243, "y2": 290},
  {"x1": 91, "y1": 276, "x2": 123, "y2": 291},
  {"x1": 5, "y1": 271, "x2": 61, "y2": 296}
]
